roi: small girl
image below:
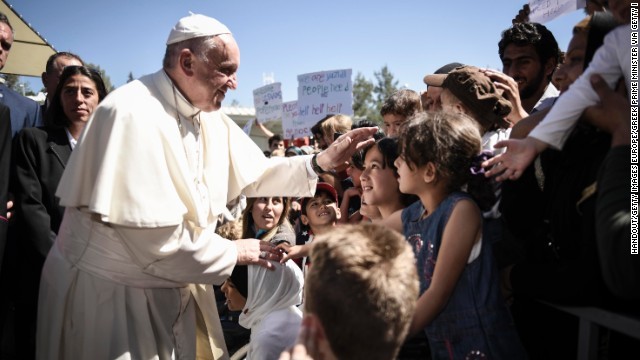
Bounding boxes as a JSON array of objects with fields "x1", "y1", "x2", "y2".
[
  {"x1": 221, "y1": 261, "x2": 303, "y2": 360},
  {"x1": 360, "y1": 137, "x2": 418, "y2": 220},
  {"x1": 386, "y1": 111, "x2": 525, "y2": 359}
]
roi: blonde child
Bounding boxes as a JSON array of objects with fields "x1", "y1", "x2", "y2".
[{"x1": 385, "y1": 111, "x2": 525, "y2": 359}]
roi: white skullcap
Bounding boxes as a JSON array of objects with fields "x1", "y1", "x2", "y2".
[{"x1": 166, "y1": 13, "x2": 231, "y2": 45}]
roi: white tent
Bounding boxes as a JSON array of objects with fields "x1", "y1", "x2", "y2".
[{"x1": 0, "y1": 0, "x2": 56, "y2": 77}]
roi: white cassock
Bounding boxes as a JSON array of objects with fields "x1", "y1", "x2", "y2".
[{"x1": 36, "y1": 70, "x2": 317, "y2": 360}]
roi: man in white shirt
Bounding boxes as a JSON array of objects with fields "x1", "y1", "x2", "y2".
[{"x1": 36, "y1": 14, "x2": 375, "y2": 360}]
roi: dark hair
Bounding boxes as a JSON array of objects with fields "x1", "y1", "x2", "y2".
[
  {"x1": 0, "y1": 12, "x2": 13, "y2": 32},
  {"x1": 498, "y1": 23, "x2": 562, "y2": 80},
  {"x1": 351, "y1": 119, "x2": 385, "y2": 141},
  {"x1": 45, "y1": 52, "x2": 84, "y2": 74},
  {"x1": 311, "y1": 114, "x2": 334, "y2": 139},
  {"x1": 229, "y1": 265, "x2": 249, "y2": 298},
  {"x1": 363, "y1": 137, "x2": 418, "y2": 207},
  {"x1": 268, "y1": 134, "x2": 283, "y2": 147},
  {"x1": 398, "y1": 112, "x2": 496, "y2": 210},
  {"x1": 48, "y1": 65, "x2": 108, "y2": 128},
  {"x1": 584, "y1": 11, "x2": 618, "y2": 69},
  {"x1": 380, "y1": 89, "x2": 422, "y2": 118}
]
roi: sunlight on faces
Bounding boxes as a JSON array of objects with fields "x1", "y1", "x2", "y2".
[
  {"x1": 188, "y1": 34, "x2": 239, "y2": 112},
  {"x1": 221, "y1": 280, "x2": 247, "y2": 311},
  {"x1": 302, "y1": 192, "x2": 340, "y2": 227},
  {"x1": 383, "y1": 113, "x2": 406, "y2": 137},
  {"x1": 0, "y1": 22, "x2": 13, "y2": 70},
  {"x1": 251, "y1": 197, "x2": 284, "y2": 232},
  {"x1": 501, "y1": 44, "x2": 547, "y2": 100},
  {"x1": 554, "y1": 31, "x2": 586, "y2": 93},
  {"x1": 360, "y1": 146, "x2": 400, "y2": 207},
  {"x1": 61, "y1": 74, "x2": 100, "y2": 124},
  {"x1": 44, "y1": 57, "x2": 83, "y2": 98},
  {"x1": 394, "y1": 154, "x2": 424, "y2": 195}
]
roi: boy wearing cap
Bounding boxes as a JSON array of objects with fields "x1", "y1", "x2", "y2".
[{"x1": 278, "y1": 183, "x2": 341, "y2": 271}]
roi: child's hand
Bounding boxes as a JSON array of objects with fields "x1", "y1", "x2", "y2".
[
  {"x1": 280, "y1": 244, "x2": 311, "y2": 263},
  {"x1": 482, "y1": 137, "x2": 546, "y2": 181}
]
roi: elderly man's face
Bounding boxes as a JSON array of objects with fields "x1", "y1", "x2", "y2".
[
  {"x1": 0, "y1": 22, "x2": 14, "y2": 70},
  {"x1": 189, "y1": 34, "x2": 239, "y2": 112},
  {"x1": 421, "y1": 86, "x2": 443, "y2": 111}
]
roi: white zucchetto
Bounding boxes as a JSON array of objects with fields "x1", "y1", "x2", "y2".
[{"x1": 166, "y1": 13, "x2": 231, "y2": 45}]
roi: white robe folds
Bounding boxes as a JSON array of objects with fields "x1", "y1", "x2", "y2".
[{"x1": 36, "y1": 70, "x2": 317, "y2": 360}]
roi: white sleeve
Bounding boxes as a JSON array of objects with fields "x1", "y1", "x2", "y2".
[
  {"x1": 529, "y1": 25, "x2": 631, "y2": 149},
  {"x1": 112, "y1": 222, "x2": 238, "y2": 285},
  {"x1": 242, "y1": 155, "x2": 318, "y2": 198}
]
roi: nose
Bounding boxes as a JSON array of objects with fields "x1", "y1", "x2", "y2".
[
  {"x1": 360, "y1": 168, "x2": 369, "y2": 183},
  {"x1": 227, "y1": 73, "x2": 238, "y2": 90}
]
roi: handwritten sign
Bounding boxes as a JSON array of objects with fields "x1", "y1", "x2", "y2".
[
  {"x1": 253, "y1": 83, "x2": 283, "y2": 124},
  {"x1": 282, "y1": 100, "x2": 311, "y2": 139},
  {"x1": 296, "y1": 69, "x2": 353, "y2": 131},
  {"x1": 528, "y1": 0, "x2": 586, "y2": 24}
]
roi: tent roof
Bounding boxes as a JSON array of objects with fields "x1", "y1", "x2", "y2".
[{"x1": 0, "y1": 0, "x2": 56, "y2": 77}]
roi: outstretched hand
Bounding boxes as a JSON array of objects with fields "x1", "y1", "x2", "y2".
[
  {"x1": 278, "y1": 243, "x2": 311, "y2": 264},
  {"x1": 235, "y1": 239, "x2": 283, "y2": 270},
  {"x1": 482, "y1": 137, "x2": 546, "y2": 181},
  {"x1": 315, "y1": 127, "x2": 377, "y2": 171}
]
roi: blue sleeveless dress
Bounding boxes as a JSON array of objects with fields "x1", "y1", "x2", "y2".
[{"x1": 402, "y1": 192, "x2": 526, "y2": 360}]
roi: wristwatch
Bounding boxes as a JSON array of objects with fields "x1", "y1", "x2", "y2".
[{"x1": 311, "y1": 154, "x2": 328, "y2": 175}]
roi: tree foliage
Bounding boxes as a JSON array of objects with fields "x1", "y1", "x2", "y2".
[
  {"x1": 351, "y1": 65, "x2": 399, "y2": 124},
  {"x1": 86, "y1": 62, "x2": 115, "y2": 92},
  {"x1": 127, "y1": 71, "x2": 135, "y2": 83}
]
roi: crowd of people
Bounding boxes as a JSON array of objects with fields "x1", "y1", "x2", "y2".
[{"x1": 0, "y1": 0, "x2": 637, "y2": 359}]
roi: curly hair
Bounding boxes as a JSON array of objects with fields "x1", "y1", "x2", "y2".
[
  {"x1": 380, "y1": 89, "x2": 422, "y2": 118},
  {"x1": 498, "y1": 22, "x2": 562, "y2": 80}
]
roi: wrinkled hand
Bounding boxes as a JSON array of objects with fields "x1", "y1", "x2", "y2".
[
  {"x1": 481, "y1": 69, "x2": 528, "y2": 123},
  {"x1": 583, "y1": 74, "x2": 630, "y2": 146},
  {"x1": 482, "y1": 137, "x2": 546, "y2": 181},
  {"x1": 315, "y1": 127, "x2": 377, "y2": 171},
  {"x1": 235, "y1": 239, "x2": 283, "y2": 270},
  {"x1": 279, "y1": 317, "x2": 319, "y2": 360}
]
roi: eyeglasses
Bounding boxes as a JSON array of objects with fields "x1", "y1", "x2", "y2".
[{"x1": 0, "y1": 39, "x2": 11, "y2": 52}]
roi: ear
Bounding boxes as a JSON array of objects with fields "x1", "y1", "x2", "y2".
[
  {"x1": 300, "y1": 214, "x2": 309, "y2": 226},
  {"x1": 179, "y1": 49, "x2": 196, "y2": 76},
  {"x1": 422, "y1": 162, "x2": 437, "y2": 184},
  {"x1": 543, "y1": 57, "x2": 557, "y2": 78}
]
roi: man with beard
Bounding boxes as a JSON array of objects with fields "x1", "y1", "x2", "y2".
[{"x1": 484, "y1": 22, "x2": 561, "y2": 123}]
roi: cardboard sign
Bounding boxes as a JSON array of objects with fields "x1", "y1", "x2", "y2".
[
  {"x1": 528, "y1": 0, "x2": 586, "y2": 24},
  {"x1": 296, "y1": 69, "x2": 353, "y2": 133},
  {"x1": 253, "y1": 82, "x2": 283, "y2": 124}
]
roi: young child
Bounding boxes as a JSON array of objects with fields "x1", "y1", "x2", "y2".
[
  {"x1": 386, "y1": 111, "x2": 525, "y2": 359},
  {"x1": 279, "y1": 224, "x2": 419, "y2": 360},
  {"x1": 279, "y1": 183, "x2": 341, "y2": 269},
  {"x1": 222, "y1": 260, "x2": 304, "y2": 360},
  {"x1": 360, "y1": 137, "x2": 418, "y2": 219},
  {"x1": 484, "y1": 0, "x2": 632, "y2": 180},
  {"x1": 380, "y1": 89, "x2": 422, "y2": 137}
]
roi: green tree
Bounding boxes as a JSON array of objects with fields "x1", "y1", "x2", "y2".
[
  {"x1": 373, "y1": 65, "x2": 399, "y2": 114},
  {"x1": 86, "y1": 62, "x2": 115, "y2": 92},
  {"x1": 350, "y1": 66, "x2": 399, "y2": 124},
  {"x1": 127, "y1": 71, "x2": 135, "y2": 83},
  {"x1": 4, "y1": 74, "x2": 20, "y2": 90}
]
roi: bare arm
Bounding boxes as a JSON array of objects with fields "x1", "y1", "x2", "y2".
[{"x1": 409, "y1": 199, "x2": 482, "y2": 335}]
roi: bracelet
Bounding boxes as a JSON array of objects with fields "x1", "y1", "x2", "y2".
[{"x1": 311, "y1": 154, "x2": 328, "y2": 175}]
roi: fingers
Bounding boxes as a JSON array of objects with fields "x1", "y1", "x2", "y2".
[
  {"x1": 589, "y1": 74, "x2": 610, "y2": 100},
  {"x1": 257, "y1": 258, "x2": 276, "y2": 271}
]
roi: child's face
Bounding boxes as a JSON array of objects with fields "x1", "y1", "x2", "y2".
[
  {"x1": 221, "y1": 280, "x2": 247, "y2": 311},
  {"x1": 361, "y1": 146, "x2": 400, "y2": 207},
  {"x1": 251, "y1": 197, "x2": 285, "y2": 231},
  {"x1": 383, "y1": 113, "x2": 406, "y2": 137},
  {"x1": 394, "y1": 154, "x2": 425, "y2": 195},
  {"x1": 346, "y1": 162, "x2": 363, "y2": 188},
  {"x1": 302, "y1": 192, "x2": 340, "y2": 227}
]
